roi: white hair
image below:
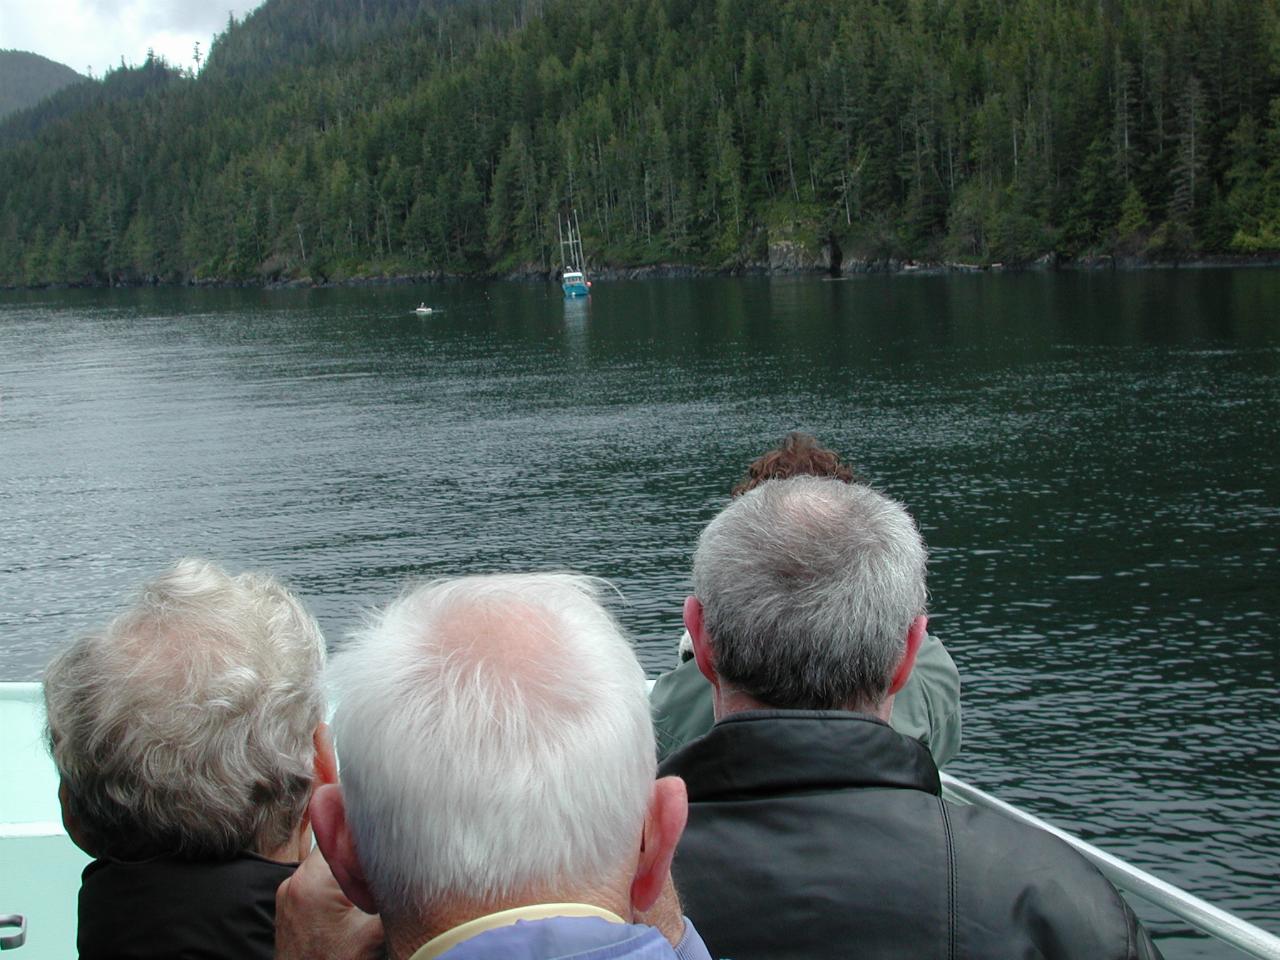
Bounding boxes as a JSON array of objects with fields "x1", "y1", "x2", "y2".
[
  {"x1": 330, "y1": 573, "x2": 656, "y2": 920},
  {"x1": 43, "y1": 558, "x2": 326, "y2": 860},
  {"x1": 693, "y1": 476, "x2": 928, "y2": 711}
]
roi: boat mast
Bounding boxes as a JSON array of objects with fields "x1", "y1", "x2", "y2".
[
  {"x1": 559, "y1": 208, "x2": 585, "y2": 275},
  {"x1": 572, "y1": 208, "x2": 584, "y2": 274}
]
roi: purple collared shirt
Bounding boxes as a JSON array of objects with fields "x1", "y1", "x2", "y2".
[{"x1": 435, "y1": 915, "x2": 716, "y2": 960}]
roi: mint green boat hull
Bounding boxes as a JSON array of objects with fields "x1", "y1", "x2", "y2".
[{"x1": 0, "y1": 683, "x2": 89, "y2": 958}]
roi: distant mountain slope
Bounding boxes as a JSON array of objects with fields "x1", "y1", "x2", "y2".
[
  {"x1": 0, "y1": 50, "x2": 85, "y2": 120},
  {"x1": 0, "y1": 54, "x2": 181, "y2": 149}
]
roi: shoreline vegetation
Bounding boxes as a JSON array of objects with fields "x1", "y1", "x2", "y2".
[
  {"x1": 3, "y1": 0, "x2": 1280, "y2": 291},
  {"x1": 5, "y1": 251, "x2": 1280, "y2": 293}
]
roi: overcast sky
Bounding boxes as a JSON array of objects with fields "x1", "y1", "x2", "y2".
[{"x1": 1, "y1": 0, "x2": 267, "y2": 77}]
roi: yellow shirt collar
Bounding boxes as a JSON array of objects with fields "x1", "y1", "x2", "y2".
[{"x1": 408, "y1": 903, "x2": 627, "y2": 960}]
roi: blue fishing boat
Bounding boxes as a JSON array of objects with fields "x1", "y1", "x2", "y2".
[
  {"x1": 559, "y1": 210, "x2": 591, "y2": 298},
  {"x1": 562, "y1": 270, "x2": 589, "y2": 298}
]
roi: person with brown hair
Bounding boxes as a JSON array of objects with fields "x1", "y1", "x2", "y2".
[
  {"x1": 728, "y1": 431, "x2": 858, "y2": 495},
  {"x1": 649, "y1": 433, "x2": 962, "y2": 764}
]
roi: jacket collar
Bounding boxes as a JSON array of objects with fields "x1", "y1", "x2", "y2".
[
  {"x1": 659, "y1": 710, "x2": 941, "y2": 800},
  {"x1": 77, "y1": 852, "x2": 294, "y2": 960}
]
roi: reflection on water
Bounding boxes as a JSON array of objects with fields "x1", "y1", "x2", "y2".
[{"x1": 1, "y1": 272, "x2": 1277, "y2": 957}]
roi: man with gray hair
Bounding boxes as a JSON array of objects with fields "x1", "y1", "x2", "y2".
[
  {"x1": 280, "y1": 572, "x2": 713, "y2": 960},
  {"x1": 43, "y1": 558, "x2": 352, "y2": 960},
  {"x1": 663, "y1": 477, "x2": 1162, "y2": 960}
]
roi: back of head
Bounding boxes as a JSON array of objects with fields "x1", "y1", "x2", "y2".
[
  {"x1": 693, "y1": 476, "x2": 927, "y2": 711},
  {"x1": 730, "y1": 432, "x2": 858, "y2": 497},
  {"x1": 330, "y1": 573, "x2": 655, "y2": 924},
  {"x1": 43, "y1": 558, "x2": 326, "y2": 861}
]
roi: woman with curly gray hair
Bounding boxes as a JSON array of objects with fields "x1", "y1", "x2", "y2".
[{"x1": 43, "y1": 558, "x2": 337, "y2": 960}]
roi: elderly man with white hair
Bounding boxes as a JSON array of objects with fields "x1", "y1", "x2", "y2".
[
  {"x1": 279, "y1": 572, "x2": 712, "y2": 960},
  {"x1": 663, "y1": 477, "x2": 1163, "y2": 960},
  {"x1": 42, "y1": 558, "x2": 358, "y2": 960}
]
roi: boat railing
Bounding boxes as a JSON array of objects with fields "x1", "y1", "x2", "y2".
[{"x1": 941, "y1": 772, "x2": 1280, "y2": 960}]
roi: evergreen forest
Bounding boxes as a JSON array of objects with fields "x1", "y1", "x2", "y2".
[{"x1": 2, "y1": 0, "x2": 1280, "y2": 287}]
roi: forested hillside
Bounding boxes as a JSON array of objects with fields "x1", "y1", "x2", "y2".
[
  {"x1": 0, "y1": 51, "x2": 85, "y2": 121},
  {"x1": 2, "y1": 0, "x2": 1279, "y2": 287}
]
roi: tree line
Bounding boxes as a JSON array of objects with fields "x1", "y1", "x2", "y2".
[{"x1": 2, "y1": 0, "x2": 1279, "y2": 287}]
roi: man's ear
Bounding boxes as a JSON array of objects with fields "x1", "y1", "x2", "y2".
[
  {"x1": 684, "y1": 596, "x2": 718, "y2": 688},
  {"x1": 313, "y1": 723, "x2": 339, "y2": 786},
  {"x1": 630, "y1": 776, "x2": 688, "y2": 913},
  {"x1": 888, "y1": 615, "x2": 928, "y2": 696},
  {"x1": 310, "y1": 784, "x2": 379, "y2": 915}
]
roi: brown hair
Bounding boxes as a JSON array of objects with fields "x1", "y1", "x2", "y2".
[{"x1": 730, "y1": 432, "x2": 859, "y2": 497}]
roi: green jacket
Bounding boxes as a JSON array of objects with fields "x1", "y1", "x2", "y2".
[{"x1": 649, "y1": 631, "x2": 962, "y2": 765}]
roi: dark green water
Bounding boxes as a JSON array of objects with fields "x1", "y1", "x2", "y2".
[{"x1": 1, "y1": 271, "x2": 1277, "y2": 956}]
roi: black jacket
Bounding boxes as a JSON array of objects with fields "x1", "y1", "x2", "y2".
[
  {"x1": 661, "y1": 711, "x2": 1162, "y2": 960},
  {"x1": 77, "y1": 852, "x2": 295, "y2": 960}
]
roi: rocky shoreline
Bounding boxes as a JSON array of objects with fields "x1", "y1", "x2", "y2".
[
  {"x1": 283, "y1": 249, "x2": 1280, "y2": 289},
  {"x1": 5, "y1": 250, "x2": 1280, "y2": 292}
]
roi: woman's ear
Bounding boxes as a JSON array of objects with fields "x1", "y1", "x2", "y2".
[{"x1": 58, "y1": 781, "x2": 99, "y2": 857}]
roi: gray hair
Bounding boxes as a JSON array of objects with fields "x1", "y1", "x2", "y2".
[
  {"x1": 693, "y1": 476, "x2": 927, "y2": 711},
  {"x1": 330, "y1": 573, "x2": 655, "y2": 922},
  {"x1": 43, "y1": 558, "x2": 326, "y2": 860}
]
